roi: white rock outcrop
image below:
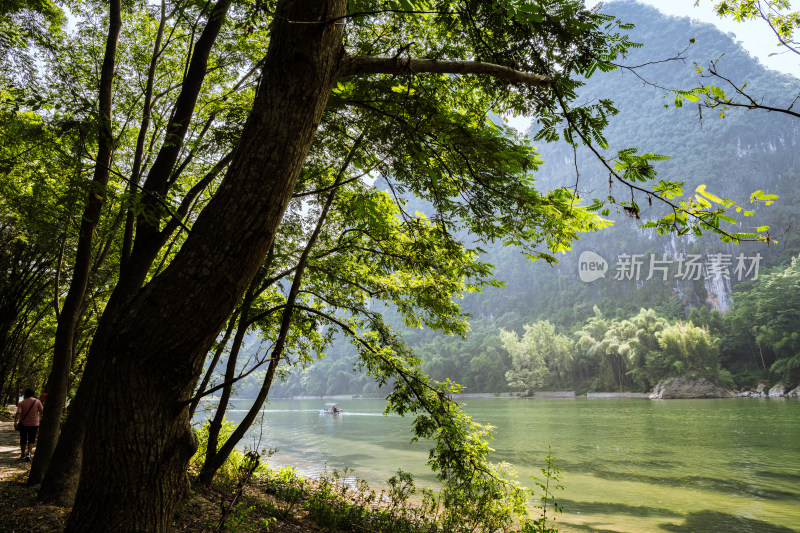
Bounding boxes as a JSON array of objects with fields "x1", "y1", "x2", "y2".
[
  {"x1": 768, "y1": 383, "x2": 792, "y2": 397},
  {"x1": 650, "y1": 378, "x2": 735, "y2": 399}
]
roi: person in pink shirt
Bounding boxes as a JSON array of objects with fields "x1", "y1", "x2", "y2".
[{"x1": 14, "y1": 388, "x2": 44, "y2": 461}]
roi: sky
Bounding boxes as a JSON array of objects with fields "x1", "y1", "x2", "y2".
[{"x1": 629, "y1": 0, "x2": 798, "y2": 75}]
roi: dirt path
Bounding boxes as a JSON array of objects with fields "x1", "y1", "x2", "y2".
[
  {"x1": 0, "y1": 406, "x2": 69, "y2": 533},
  {"x1": 0, "y1": 406, "x2": 29, "y2": 483}
]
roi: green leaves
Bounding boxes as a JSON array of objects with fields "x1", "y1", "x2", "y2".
[
  {"x1": 491, "y1": 0, "x2": 548, "y2": 27},
  {"x1": 669, "y1": 82, "x2": 731, "y2": 112},
  {"x1": 708, "y1": 0, "x2": 800, "y2": 43},
  {"x1": 750, "y1": 189, "x2": 779, "y2": 205},
  {"x1": 695, "y1": 183, "x2": 724, "y2": 205},
  {"x1": 613, "y1": 148, "x2": 669, "y2": 183},
  {"x1": 652, "y1": 180, "x2": 685, "y2": 200}
]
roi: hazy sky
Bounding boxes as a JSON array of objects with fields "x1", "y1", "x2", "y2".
[{"x1": 606, "y1": 0, "x2": 798, "y2": 75}]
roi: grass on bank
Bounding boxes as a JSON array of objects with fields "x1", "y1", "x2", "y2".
[{"x1": 189, "y1": 421, "x2": 564, "y2": 533}]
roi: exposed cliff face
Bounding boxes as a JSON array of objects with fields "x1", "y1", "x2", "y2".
[{"x1": 650, "y1": 378, "x2": 735, "y2": 399}]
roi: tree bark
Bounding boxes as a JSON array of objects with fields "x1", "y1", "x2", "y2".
[
  {"x1": 28, "y1": 0, "x2": 122, "y2": 486},
  {"x1": 63, "y1": 1, "x2": 346, "y2": 530}
]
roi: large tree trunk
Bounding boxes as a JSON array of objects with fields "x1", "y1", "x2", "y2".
[
  {"x1": 28, "y1": 0, "x2": 122, "y2": 486},
  {"x1": 64, "y1": 1, "x2": 346, "y2": 530}
]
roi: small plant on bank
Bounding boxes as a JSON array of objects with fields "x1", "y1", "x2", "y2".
[
  {"x1": 214, "y1": 450, "x2": 264, "y2": 532},
  {"x1": 304, "y1": 467, "x2": 374, "y2": 530},
  {"x1": 384, "y1": 470, "x2": 441, "y2": 531},
  {"x1": 522, "y1": 446, "x2": 565, "y2": 533},
  {"x1": 259, "y1": 465, "x2": 309, "y2": 520},
  {"x1": 301, "y1": 467, "x2": 443, "y2": 532},
  {"x1": 220, "y1": 503, "x2": 257, "y2": 532}
]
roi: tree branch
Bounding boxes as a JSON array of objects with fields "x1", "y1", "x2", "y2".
[{"x1": 341, "y1": 56, "x2": 550, "y2": 86}]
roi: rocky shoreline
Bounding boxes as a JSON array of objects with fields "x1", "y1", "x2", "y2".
[
  {"x1": 513, "y1": 379, "x2": 800, "y2": 400},
  {"x1": 649, "y1": 378, "x2": 800, "y2": 399},
  {"x1": 277, "y1": 382, "x2": 800, "y2": 401},
  {"x1": 734, "y1": 381, "x2": 800, "y2": 398}
]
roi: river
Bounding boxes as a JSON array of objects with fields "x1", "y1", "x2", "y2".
[{"x1": 212, "y1": 397, "x2": 800, "y2": 533}]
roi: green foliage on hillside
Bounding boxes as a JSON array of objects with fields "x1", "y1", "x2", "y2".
[
  {"x1": 723, "y1": 256, "x2": 800, "y2": 383},
  {"x1": 259, "y1": 253, "x2": 799, "y2": 398}
]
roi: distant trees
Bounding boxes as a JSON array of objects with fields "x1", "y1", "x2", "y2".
[
  {"x1": 492, "y1": 262, "x2": 800, "y2": 393},
  {"x1": 501, "y1": 321, "x2": 571, "y2": 392},
  {"x1": 497, "y1": 307, "x2": 728, "y2": 394},
  {"x1": 723, "y1": 257, "x2": 800, "y2": 383},
  {"x1": 656, "y1": 322, "x2": 721, "y2": 379}
]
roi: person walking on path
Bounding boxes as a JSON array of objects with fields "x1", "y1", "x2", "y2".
[{"x1": 14, "y1": 389, "x2": 43, "y2": 462}]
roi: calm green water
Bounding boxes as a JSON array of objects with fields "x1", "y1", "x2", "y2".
[{"x1": 218, "y1": 398, "x2": 800, "y2": 533}]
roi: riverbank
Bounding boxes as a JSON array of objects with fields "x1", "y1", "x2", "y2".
[
  {"x1": 526, "y1": 379, "x2": 800, "y2": 400},
  {"x1": 0, "y1": 405, "x2": 496, "y2": 533},
  {"x1": 269, "y1": 382, "x2": 800, "y2": 401}
]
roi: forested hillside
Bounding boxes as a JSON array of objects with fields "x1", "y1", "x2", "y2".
[{"x1": 261, "y1": 1, "x2": 800, "y2": 397}]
